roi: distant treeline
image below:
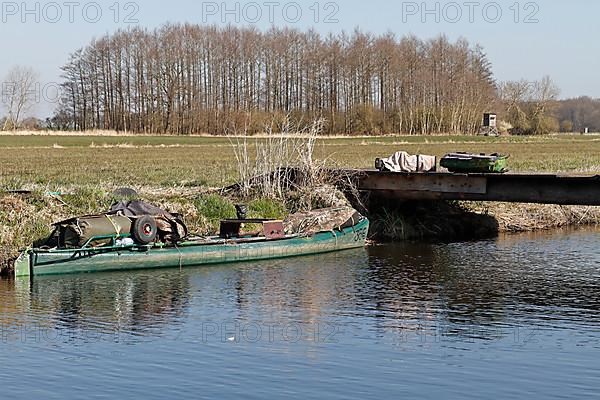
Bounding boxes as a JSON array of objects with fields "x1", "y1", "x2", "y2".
[
  {"x1": 556, "y1": 97, "x2": 600, "y2": 133},
  {"x1": 54, "y1": 24, "x2": 497, "y2": 135}
]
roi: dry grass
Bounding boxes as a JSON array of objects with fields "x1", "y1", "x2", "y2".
[
  {"x1": 466, "y1": 202, "x2": 600, "y2": 232},
  {"x1": 1, "y1": 134, "x2": 598, "y2": 190}
]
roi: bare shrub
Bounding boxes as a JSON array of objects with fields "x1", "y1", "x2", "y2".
[{"x1": 229, "y1": 116, "x2": 328, "y2": 200}]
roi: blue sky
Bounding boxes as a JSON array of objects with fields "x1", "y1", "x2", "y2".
[{"x1": 0, "y1": 0, "x2": 598, "y2": 117}]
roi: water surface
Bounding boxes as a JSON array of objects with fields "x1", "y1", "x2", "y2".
[{"x1": 1, "y1": 229, "x2": 599, "y2": 399}]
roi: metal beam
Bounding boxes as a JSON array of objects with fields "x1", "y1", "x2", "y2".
[{"x1": 350, "y1": 170, "x2": 600, "y2": 206}]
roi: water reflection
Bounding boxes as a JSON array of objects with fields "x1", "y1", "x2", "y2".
[
  {"x1": 362, "y1": 229, "x2": 600, "y2": 341},
  {"x1": 0, "y1": 228, "x2": 598, "y2": 346},
  {"x1": 1, "y1": 271, "x2": 192, "y2": 342}
]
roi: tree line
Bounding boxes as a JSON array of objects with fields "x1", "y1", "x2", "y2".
[
  {"x1": 54, "y1": 24, "x2": 497, "y2": 135},
  {"x1": 555, "y1": 97, "x2": 600, "y2": 133},
  {"x1": 498, "y1": 80, "x2": 600, "y2": 135}
]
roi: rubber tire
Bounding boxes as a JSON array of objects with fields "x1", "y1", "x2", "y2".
[{"x1": 132, "y1": 216, "x2": 157, "y2": 245}]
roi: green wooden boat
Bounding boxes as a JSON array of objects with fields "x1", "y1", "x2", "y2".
[
  {"x1": 14, "y1": 217, "x2": 370, "y2": 278},
  {"x1": 441, "y1": 152, "x2": 509, "y2": 174}
]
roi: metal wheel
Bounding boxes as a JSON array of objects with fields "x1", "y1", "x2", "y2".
[{"x1": 132, "y1": 216, "x2": 157, "y2": 245}]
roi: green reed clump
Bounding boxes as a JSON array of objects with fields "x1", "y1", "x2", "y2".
[
  {"x1": 247, "y1": 198, "x2": 288, "y2": 220},
  {"x1": 193, "y1": 194, "x2": 237, "y2": 230}
]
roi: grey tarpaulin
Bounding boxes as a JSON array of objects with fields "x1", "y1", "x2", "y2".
[{"x1": 380, "y1": 151, "x2": 437, "y2": 173}]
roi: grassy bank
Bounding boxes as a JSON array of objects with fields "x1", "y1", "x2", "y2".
[{"x1": 1, "y1": 133, "x2": 599, "y2": 273}]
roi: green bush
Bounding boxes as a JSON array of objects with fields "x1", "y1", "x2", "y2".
[
  {"x1": 248, "y1": 198, "x2": 287, "y2": 220},
  {"x1": 194, "y1": 194, "x2": 236, "y2": 224}
]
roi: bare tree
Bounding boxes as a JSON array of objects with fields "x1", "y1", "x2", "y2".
[
  {"x1": 500, "y1": 77, "x2": 560, "y2": 135},
  {"x1": 2, "y1": 66, "x2": 38, "y2": 130},
  {"x1": 530, "y1": 76, "x2": 560, "y2": 134},
  {"x1": 500, "y1": 80, "x2": 531, "y2": 133}
]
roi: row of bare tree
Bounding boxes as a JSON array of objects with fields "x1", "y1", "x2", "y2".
[{"x1": 55, "y1": 24, "x2": 497, "y2": 135}]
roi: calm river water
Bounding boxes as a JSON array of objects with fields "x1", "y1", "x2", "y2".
[{"x1": 1, "y1": 228, "x2": 599, "y2": 399}]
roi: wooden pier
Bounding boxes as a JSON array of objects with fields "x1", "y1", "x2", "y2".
[{"x1": 348, "y1": 171, "x2": 600, "y2": 206}]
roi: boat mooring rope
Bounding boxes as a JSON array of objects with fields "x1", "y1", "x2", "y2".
[
  {"x1": 105, "y1": 215, "x2": 122, "y2": 236},
  {"x1": 174, "y1": 243, "x2": 183, "y2": 270}
]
